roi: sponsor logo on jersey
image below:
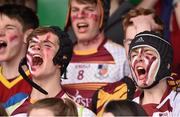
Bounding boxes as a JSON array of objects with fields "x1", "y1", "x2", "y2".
[
  {"x1": 73, "y1": 90, "x2": 92, "y2": 108},
  {"x1": 75, "y1": 64, "x2": 91, "y2": 69}
]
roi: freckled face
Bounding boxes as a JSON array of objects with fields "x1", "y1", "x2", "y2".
[
  {"x1": 26, "y1": 32, "x2": 60, "y2": 78},
  {"x1": 129, "y1": 46, "x2": 160, "y2": 88},
  {"x1": 70, "y1": 0, "x2": 101, "y2": 42},
  {"x1": 0, "y1": 15, "x2": 25, "y2": 61}
]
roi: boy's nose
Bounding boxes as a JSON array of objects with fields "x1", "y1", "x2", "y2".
[
  {"x1": 0, "y1": 29, "x2": 5, "y2": 36},
  {"x1": 77, "y1": 10, "x2": 87, "y2": 18},
  {"x1": 34, "y1": 44, "x2": 41, "y2": 51}
]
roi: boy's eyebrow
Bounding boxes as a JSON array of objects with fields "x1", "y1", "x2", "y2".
[
  {"x1": 71, "y1": 4, "x2": 96, "y2": 9},
  {"x1": 29, "y1": 37, "x2": 40, "y2": 43},
  {"x1": 29, "y1": 40, "x2": 37, "y2": 44},
  {"x1": 29, "y1": 38, "x2": 57, "y2": 46},
  {"x1": 85, "y1": 5, "x2": 96, "y2": 9},
  {"x1": 43, "y1": 40, "x2": 56, "y2": 45},
  {"x1": 131, "y1": 48, "x2": 140, "y2": 53}
]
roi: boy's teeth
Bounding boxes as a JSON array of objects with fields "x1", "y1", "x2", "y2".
[
  {"x1": 137, "y1": 66, "x2": 144, "y2": 70},
  {"x1": 33, "y1": 54, "x2": 41, "y2": 57}
]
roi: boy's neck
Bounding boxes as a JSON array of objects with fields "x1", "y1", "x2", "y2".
[
  {"x1": 141, "y1": 79, "x2": 168, "y2": 105},
  {"x1": 1, "y1": 54, "x2": 26, "y2": 79},
  {"x1": 74, "y1": 32, "x2": 104, "y2": 51},
  {"x1": 1, "y1": 44, "x2": 26, "y2": 79},
  {"x1": 30, "y1": 73, "x2": 62, "y2": 100}
]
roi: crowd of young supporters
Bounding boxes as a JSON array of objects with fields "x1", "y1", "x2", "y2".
[{"x1": 0, "y1": 0, "x2": 180, "y2": 116}]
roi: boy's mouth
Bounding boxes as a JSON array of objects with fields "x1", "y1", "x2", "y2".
[
  {"x1": 77, "y1": 23, "x2": 89, "y2": 32},
  {"x1": 0, "y1": 40, "x2": 7, "y2": 49},
  {"x1": 136, "y1": 66, "x2": 147, "y2": 80},
  {"x1": 32, "y1": 54, "x2": 43, "y2": 66},
  {"x1": 137, "y1": 66, "x2": 146, "y2": 75}
]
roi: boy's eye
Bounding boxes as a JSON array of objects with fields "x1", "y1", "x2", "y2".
[
  {"x1": 44, "y1": 43, "x2": 52, "y2": 48},
  {"x1": 132, "y1": 55, "x2": 136, "y2": 58},
  {"x1": 146, "y1": 53, "x2": 153, "y2": 56},
  {"x1": 71, "y1": 8, "x2": 78, "y2": 12},
  {"x1": 131, "y1": 53, "x2": 137, "y2": 58},
  {"x1": 144, "y1": 50, "x2": 155, "y2": 56},
  {"x1": 45, "y1": 45, "x2": 51, "y2": 47},
  {"x1": 29, "y1": 44, "x2": 35, "y2": 48},
  {"x1": 86, "y1": 8, "x2": 94, "y2": 12},
  {"x1": 6, "y1": 26, "x2": 15, "y2": 30}
]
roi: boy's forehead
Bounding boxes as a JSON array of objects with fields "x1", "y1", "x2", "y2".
[
  {"x1": 30, "y1": 32, "x2": 59, "y2": 43},
  {"x1": 70, "y1": 0, "x2": 97, "y2": 6},
  {"x1": 71, "y1": 0, "x2": 97, "y2": 4},
  {"x1": 0, "y1": 14, "x2": 22, "y2": 26},
  {"x1": 125, "y1": 26, "x2": 137, "y2": 39},
  {"x1": 131, "y1": 46, "x2": 156, "y2": 52}
]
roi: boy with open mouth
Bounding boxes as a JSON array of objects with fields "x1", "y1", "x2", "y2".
[
  {"x1": 4, "y1": 26, "x2": 95, "y2": 117},
  {"x1": 0, "y1": 4, "x2": 39, "y2": 103},
  {"x1": 129, "y1": 31, "x2": 180, "y2": 116},
  {"x1": 62, "y1": 0, "x2": 130, "y2": 111}
]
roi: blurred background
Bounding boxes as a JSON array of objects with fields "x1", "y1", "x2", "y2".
[{"x1": 0, "y1": 0, "x2": 68, "y2": 28}]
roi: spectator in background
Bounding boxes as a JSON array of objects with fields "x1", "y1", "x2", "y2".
[
  {"x1": 104, "y1": 0, "x2": 134, "y2": 45},
  {"x1": 0, "y1": 0, "x2": 37, "y2": 12},
  {"x1": 173, "y1": 0, "x2": 180, "y2": 28},
  {"x1": 122, "y1": 8, "x2": 164, "y2": 56},
  {"x1": 171, "y1": 0, "x2": 180, "y2": 76},
  {"x1": 135, "y1": 0, "x2": 158, "y2": 9},
  {"x1": 0, "y1": 4, "x2": 39, "y2": 103},
  {"x1": 25, "y1": 0, "x2": 37, "y2": 12},
  {"x1": 28, "y1": 98, "x2": 78, "y2": 116},
  {"x1": 102, "y1": 100, "x2": 148, "y2": 117},
  {"x1": 137, "y1": 0, "x2": 172, "y2": 41},
  {"x1": 62, "y1": 0, "x2": 130, "y2": 110}
]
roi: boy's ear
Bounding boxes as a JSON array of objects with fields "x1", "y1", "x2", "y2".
[{"x1": 23, "y1": 29, "x2": 34, "y2": 44}]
